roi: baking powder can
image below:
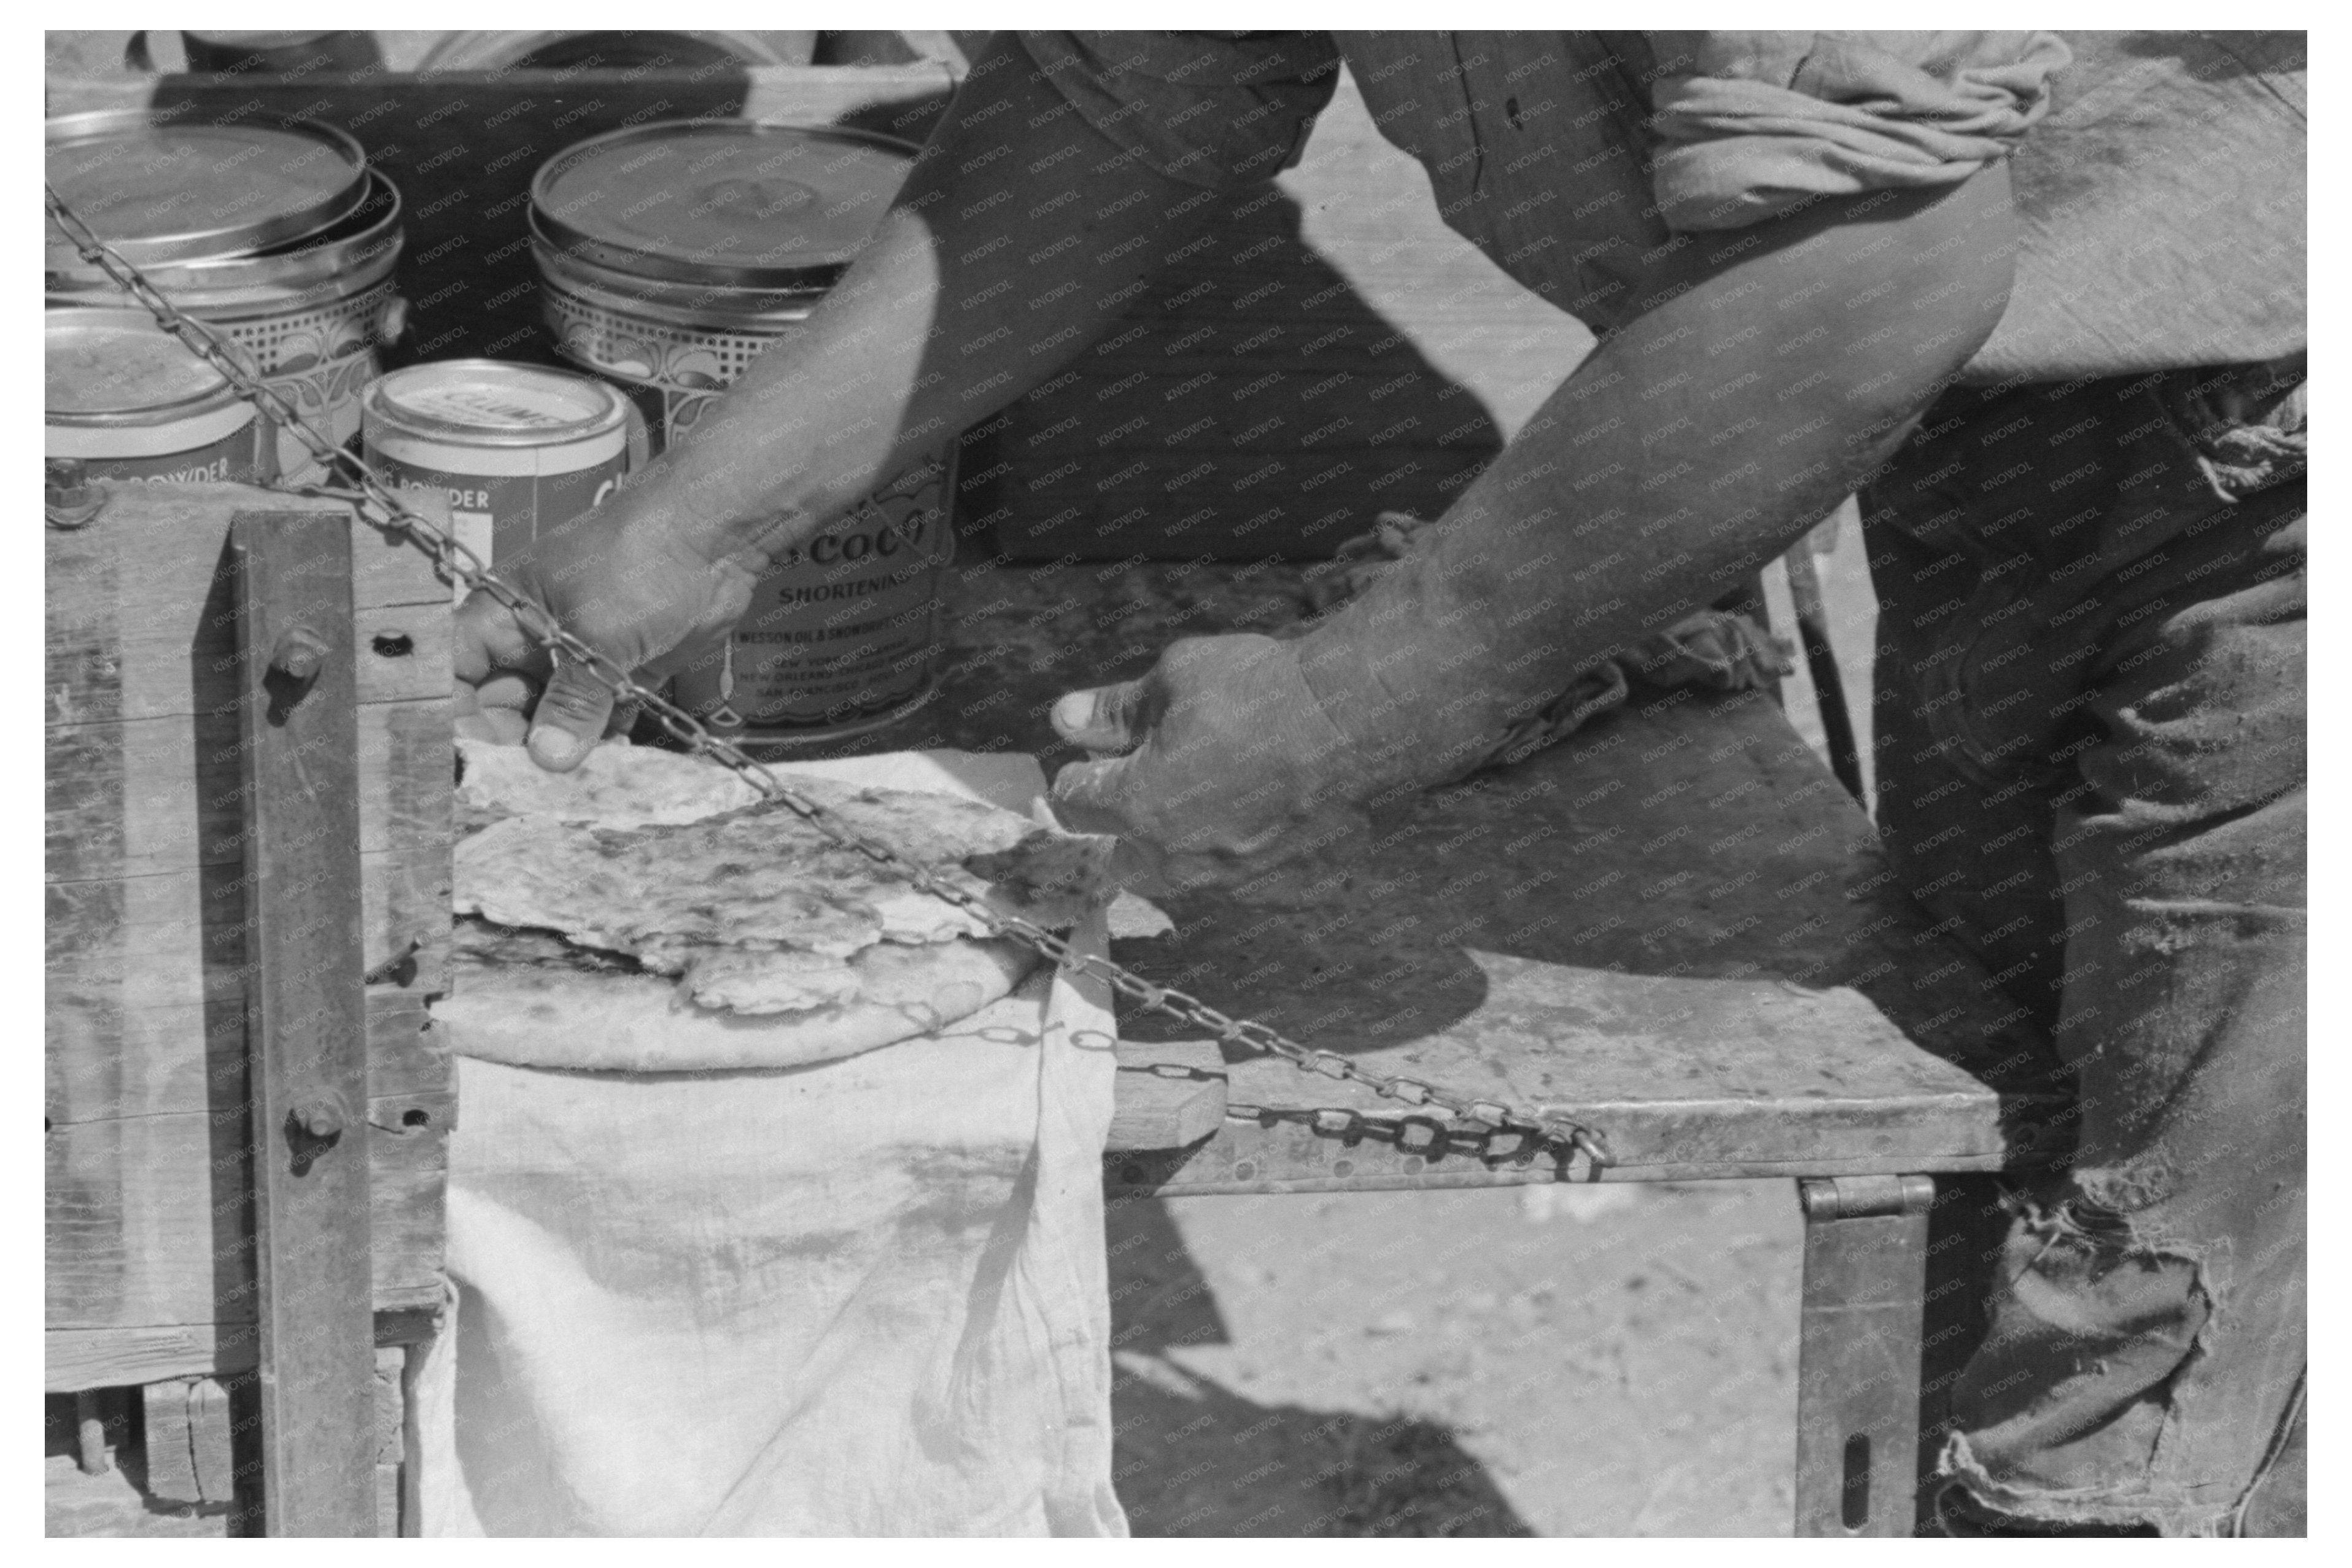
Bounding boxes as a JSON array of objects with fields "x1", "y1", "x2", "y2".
[
  {"x1": 45, "y1": 308, "x2": 275, "y2": 484},
  {"x1": 361, "y1": 360, "x2": 634, "y2": 599}
]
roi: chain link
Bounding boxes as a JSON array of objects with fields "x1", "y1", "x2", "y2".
[{"x1": 46, "y1": 182, "x2": 1612, "y2": 1174}]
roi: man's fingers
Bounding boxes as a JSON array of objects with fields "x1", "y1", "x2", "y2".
[
  {"x1": 1051, "y1": 679, "x2": 1151, "y2": 753},
  {"x1": 526, "y1": 655, "x2": 617, "y2": 772},
  {"x1": 1047, "y1": 753, "x2": 1140, "y2": 833},
  {"x1": 455, "y1": 707, "x2": 530, "y2": 746},
  {"x1": 474, "y1": 672, "x2": 539, "y2": 715},
  {"x1": 452, "y1": 589, "x2": 552, "y2": 685},
  {"x1": 1049, "y1": 754, "x2": 1175, "y2": 894}
]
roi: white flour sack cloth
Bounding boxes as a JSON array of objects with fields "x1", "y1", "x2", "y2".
[{"x1": 412, "y1": 750, "x2": 1128, "y2": 1535}]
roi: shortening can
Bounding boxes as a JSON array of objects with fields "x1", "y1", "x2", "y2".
[
  {"x1": 530, "y1": 120, "x2": 956, "y2": 745},
  {"x1": 361, "y1": 360, "x2": 634, "y2": 598},
  {"x1": 666, "y1": 460, "x2": 957, "y2": 741}
]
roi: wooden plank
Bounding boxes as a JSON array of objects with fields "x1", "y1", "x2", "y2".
[
  {"x1": 1793, "y1": 1176, "x2": 1936, "y2": 1537},
  {"x1": 1108, "y1": 1118, "x2": 2015, "y2": 1198},
  {"x1": 895, "y1": 561, "x2": 2066, "y2": 1189},
  {"x1": 45, "y1": 847, "x2": 450, "y2": 1013},
  {"x1": 46, "y1": 698, "x2": 451, "y2": 882},
  {"x1": 373, "y1": 1347, "x2": 406, "y2": 1537},
  {"x1": 59, "y1": 1328, "x2": 256, "y2": 1393},
  {"x1": 350, "y1": 604, "x2": 455, "y2": 704},
  {"x1": 46, "y1": 605, "x2": 447, "y2": 729},
  {"x1": 43, "y1": 495, "x2": 456, "y2": 1157},
  {"x1": 45, "y1": 487, "x2": 446, "y2": 724},
  {"x1": 44, "y1": 1096, "x2": 451, "y2": 1332},
  {"x1": 47, "y1": 984, "x2": 442, "y2": 1133},
  {"x1": 364, "y1": 994, "x2": 454, "y2": 1104},
  {"x1": 141, "y1": 1378, "x2": 238, "y2": 1508},
  {"x1": 233, "y1": 510, "x2": 378, "y2": 1535},
  {"x1": 45, "y1": 485, "x2": 453, "y2": 1376},
  {"x1": 139, "y1": 1382, "x2": 200, "y2": 1503},
  {"x1": 47, "y1": 972, "x2": 442, "y2": 1129},
  {"x1": 1208, "y1": 970, "x2": 2010, "y2": 1167},
  {"x1": 49, "y1": 60, "x2": 956, "y2": 119},
  {"x1": 1107, "y1": 1039, "x2": 1227, "y2": 1152},
  {"x1": 373, "y1": 1306, "x2": 443, "y2": 1346},
  {"x1": 48, "y1": 1308, "x2": 443, "y2": 1393},
  {"x1": 1106, "y1": 971, "x2": 2051, "y2": 1194},
  {"x1": 45, "y1": 519, "x2": 447, "y2": 731}
]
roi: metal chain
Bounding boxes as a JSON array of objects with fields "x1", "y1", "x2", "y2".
[{"x1": 47, "y1": 182, "x2": 1610, "y2": 1174}]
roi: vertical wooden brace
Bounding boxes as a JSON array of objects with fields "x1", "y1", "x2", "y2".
[
  {"x1": 233, "y1": 512, "x2": 377, "y2": 1535},
  {"x1": 1793, "y1": 1173, "x2": 1935, "y2": 1538}
]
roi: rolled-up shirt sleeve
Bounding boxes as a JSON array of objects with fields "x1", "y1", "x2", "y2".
[
  {"x1": 1645, "y1": 30, "x2": 2073, "y2": 230},
  {"x1": 1017, "y1": 31, "x2": 1341, "y2": 190}
]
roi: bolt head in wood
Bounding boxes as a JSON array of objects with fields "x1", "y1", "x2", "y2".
[
  {"x1": 292, "y1": 1098, "x2": 344, "y2": 1139},
  {"x1": 270, "y1": 626, "x2": 333, "y2": 681},
  {"x1": 45, "y1": 459, "x2": 103, "y2": 529}
]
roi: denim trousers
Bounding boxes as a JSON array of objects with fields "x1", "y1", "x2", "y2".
[{"x1": 1861, "y1": 360, "x2": 2306, "y2": 1535}]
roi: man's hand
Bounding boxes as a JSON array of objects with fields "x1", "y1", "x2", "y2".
[
  {"x1": 1049, "y1": 634, "x2": 1373, "y2": 901},
  {"x1": 444, "y1": 34, "x2": 1236, "y2": 772},
  {"x1": 1045, "y1": 169, "x2": 2017, "y2": 896},
  {"x1": 452, "y1": 505, "x2": 759, "y2": 770}
]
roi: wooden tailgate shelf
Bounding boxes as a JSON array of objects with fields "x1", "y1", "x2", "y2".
[{"x1": 45, "y1": 485, "x2": 456, "y2": 1534}]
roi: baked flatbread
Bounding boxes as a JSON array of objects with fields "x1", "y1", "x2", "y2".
[
  {"x1": 455, "y1": 738, "x2": 764, "y2": 829},
  {"x1": 436, "y1": 940, "x2": 1041, "y2": 1072},
  {"x1": 439, "y1": 740, "x2": 1113, "y2": 1070}
]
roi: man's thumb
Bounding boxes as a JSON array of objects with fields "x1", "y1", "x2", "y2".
[
  {"x1": 526, "y1": 655, "x2": 616, "y2": 772},
  {"x1": 1051, "y1": 680, "x2": 1149, "y2": 753}
]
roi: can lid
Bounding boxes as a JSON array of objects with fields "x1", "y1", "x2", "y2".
[
  {"x1": 532, "y1": 121, "x2": 915, "y2": 290},
  {"x1": 46, "y1": 111, "x2": 369, "y2": 265},
  {"x1": 45, "y1": 308, "x2": 248, "y2": 425},
  {"x1": 47, "y1": 168, "x2": 405, "y2": 313},
  {"x1": 363, "y1": 360, "x2": 631, "y2": 447}
]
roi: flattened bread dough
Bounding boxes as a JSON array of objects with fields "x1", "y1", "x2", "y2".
[
  {"x1": 456, "y1": 739, "x2": 764, "y2": 829},
  {"x1": 433, "y1": 937, "x2": 1039, "y2": 1073},
  {"x1": 445, "y1": 740, "x2": 1109, "y2": 1069}
]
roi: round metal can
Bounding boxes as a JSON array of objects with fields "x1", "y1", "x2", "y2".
[
  {"x1": 362, "y1": 361, "x2": 634, "y2": 597},
  {"x1": 45, "y1": 110, "x2": 370, "y2": 267},
  {"x1": 530, "y1": 120, "x2": 956, "y2": 746},
  {"x1": 45, "y1": 308, "x2": 274, "y2": 484},
  {"x1": 666, "y1": 460, "x2": 957, "y2": 743},
  {"x1": 48, "y1": 123, "x2": 408, "y2": 486}
]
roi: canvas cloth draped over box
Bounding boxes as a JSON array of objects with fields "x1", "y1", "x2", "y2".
[{"x1": 412, "y1": 753, "x2": 1128, "y2": 1535}]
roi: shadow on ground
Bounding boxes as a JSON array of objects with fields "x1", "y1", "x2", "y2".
[{"x1": 1106, "y1": 1192, "x2": 1531, "y2": 1537}]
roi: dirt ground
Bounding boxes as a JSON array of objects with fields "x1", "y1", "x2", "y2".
[
  {"x1": 1106, "y1": 1180, "x2": 1804, "y2": 1537},
  {"x1": 47, "y1": 1181, "x2": 1804, "y2": 1539},
  {"x1": 1096, "y1": 512, "x2": 1883, "y2": 1539}
]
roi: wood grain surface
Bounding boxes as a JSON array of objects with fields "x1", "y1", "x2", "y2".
[
  {"x1": 44, "y1": 1105, "x2": 453, "y2": 1331},
  {"x1": 45, "y1": 486, "x2": 454, "y2": 1372},
  {"x1": 840, "y1": 561, "x2": 2066, "y2": 1187}
]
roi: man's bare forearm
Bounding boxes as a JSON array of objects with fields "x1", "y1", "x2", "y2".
[
  {"x1": 610, "y1": 36, "x2": 1226, "y2": 569},
  {"x1": 1297, "y1": 166, "x2": 2018, "y2": 788}
]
